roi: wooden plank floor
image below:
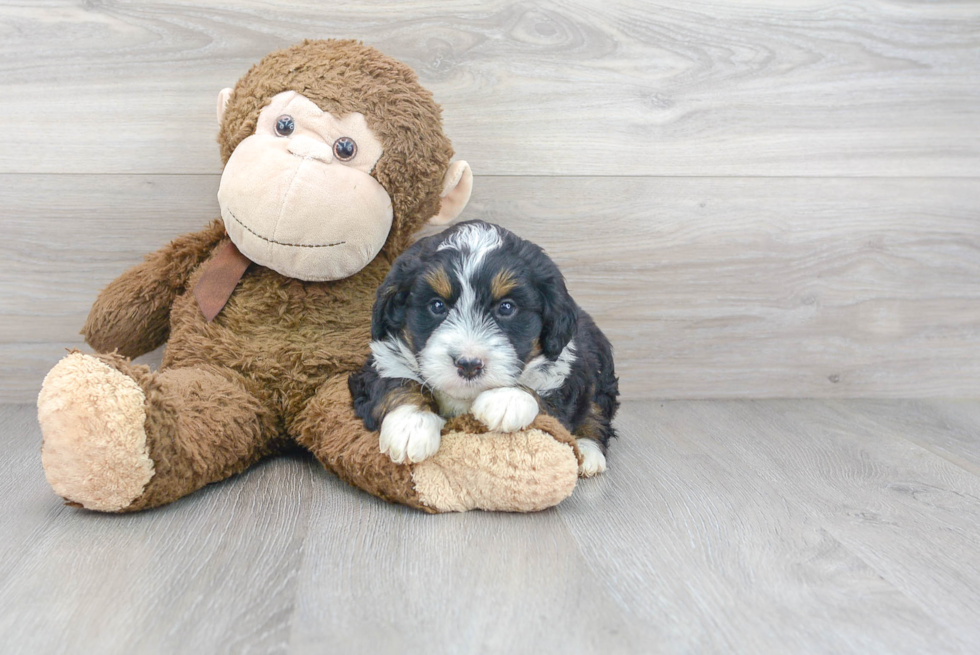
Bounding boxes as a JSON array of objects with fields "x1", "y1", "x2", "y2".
[
  {"x1": 3, "y1": 400, "x2": 980, "y2": 654},
  {"x1": 3, "y1": 175, "x2": 979, "y2": 402},
  {"x1": 2, "y1": 2, "x2": 979, "y2": 401},
  {"x1": 3, "y1": 1, "x2": 979, "y2": 177}
]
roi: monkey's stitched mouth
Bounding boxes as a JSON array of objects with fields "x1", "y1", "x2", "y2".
[{"x1": 225, "y1": 208, "x2": 346, "y2": 248}]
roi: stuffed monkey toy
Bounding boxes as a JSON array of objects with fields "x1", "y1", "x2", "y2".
[{"x1": 36, "y1": 40, "x2": 580, "y2": 513}]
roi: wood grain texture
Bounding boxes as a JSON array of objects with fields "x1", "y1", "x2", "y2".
[
  {"x1": 631, "y1": 399, "x2": 980, "y2": 643},
  {"x1": 556, "y1": 404, "x2": 973, "y2": 653},
  {"x1": 4, "y1": 3, "x2": 979, "y2": 652},
  {"x1": 3, "y1": 174, "x2": 978, "y2": 401},
  {"x1": 2, "y1": 1, "x2": 978, "y2": 399},
  {"x1": 0, "y1": 402, "x2": 315, "y2": 655},
  {"x1": 840, "y1": 400, "x2": 980, "y2": 477},
  {"x1": 3, "y1": 399, "x2": 980, "y2": 654},
  {"x1": 0, "y1": 1, "x2": 978, "y2": 176},
  {"x1": 289, "y1": 485, "x2": 652, "y2": 653}
]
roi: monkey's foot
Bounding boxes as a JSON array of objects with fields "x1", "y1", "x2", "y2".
[
  {"x1": 38, "y1": 352, "x2": 155, "y2": 511},
  {"x1": 411, "y1": 421, "x2": 579, "y2": 512}
]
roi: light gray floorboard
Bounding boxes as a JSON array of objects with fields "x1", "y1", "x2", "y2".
[
  {"x1": 4, "y1": 175, "x2": 978, "y2": 402},
  {"x1": 3, "y1": 400, "x2": 980, "y2": 654},
  {"x1": 556, "y1": 405, "x2": 968, "y2": 654},
  {"x1": 628, "y1": 400, "x2": 980, "y2": 645},
  {"x1": 2, "y1": 6, "x2": 980, "y2": 651},
  {"x1": 3, "y1": 2, "x2": 979, "y2": 401},
  {"x1": 288, "y1": 487, "x2": 650, "y2": 653},
  {"x1": 1, "y1": 1, "x2": 978, "y2": 176},
  {"x1": 831, "y1": 400, "x2": 980, "y2": 477},
  {"x1": 0, "y1": 406, "x2": 314, "y2": 655}
]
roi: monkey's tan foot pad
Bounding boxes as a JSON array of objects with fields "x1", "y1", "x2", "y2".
[
  {"x1": 38, "y1": 352, "x2": 155, "y2": 512},
  {"x1": 411, "y1": 429, "x2": 578, "y2": 512}
]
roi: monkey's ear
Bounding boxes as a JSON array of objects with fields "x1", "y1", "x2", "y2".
[
  {"x1": 430, "y1": 161, "x2": 473, "y2": 226},
  {"x1": 216, "y1": 88, "x2": 233, "y2": 126}
]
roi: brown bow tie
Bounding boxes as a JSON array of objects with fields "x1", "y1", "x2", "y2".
[{"x1": 193, "y1": 241, "x2": 253, "y2": 322}]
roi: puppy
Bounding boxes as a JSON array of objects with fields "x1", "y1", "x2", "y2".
[{"x1": 349, "y1": 220, "x2": 619, "y2": 477}]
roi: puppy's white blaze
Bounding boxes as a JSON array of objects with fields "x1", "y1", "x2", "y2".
[
  {"x1": 471, "y1": 387, "x2": 539, "y2": 433},
  {"x1": 370, "y1": 338, "x2": 423, "y2": 383},
  {"x1": 442, "y1": 223, "x2": 503, "y2": 298},
  {"x1": 519, "y1": 340, "x2": 577, "y2": 394},
  {"x1": 436, "y1": 222, "x2": 502, "y2": 266},
  {"x1": 576, "y1": 439, "x2": 607, "y2": 477},
  {"x1": 379, "y1": 405, "x2": 445, "y2": 464}
]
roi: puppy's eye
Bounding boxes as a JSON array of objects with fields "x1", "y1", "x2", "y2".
[
  {"x1": 496, "y1": 300, "x2": 516, "y2": 317},
  {"x1": 333, "y1": 137, "x2": 357, "y2": 161},
  {"x1": 429, "y1": 298, "x2": 447, "y2": 315},
  {"x1": 275, "y1": 115, "x2": 295, "y2": 137}
]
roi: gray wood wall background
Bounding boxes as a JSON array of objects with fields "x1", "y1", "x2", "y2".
[{"x1": 1, "y1": 0, "x2": 978, "y2": 402}]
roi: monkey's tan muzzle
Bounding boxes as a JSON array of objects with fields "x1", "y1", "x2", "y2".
[{"x1": 218, "y1": 134, "x2": 393, "y2": 282}]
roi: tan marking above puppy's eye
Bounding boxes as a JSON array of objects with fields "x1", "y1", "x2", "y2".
[
  {"x1": 491, "y1": 269, "x2": 517, "y2": 300},
  {"x1": 425, "y1": 267, "x2": 453, "y2": 299}
]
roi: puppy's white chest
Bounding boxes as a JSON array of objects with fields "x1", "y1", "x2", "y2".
[
  {"x1": 433, "y1": 391, "x2": 474, "y2": 418},
  {"x1": 435, "y1": 387, "x2": 540, "y2": 434}
]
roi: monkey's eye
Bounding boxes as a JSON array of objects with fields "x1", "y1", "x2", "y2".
[
  {"x1": 496, "y1": 300, "x2": 517, "y2": 318},
  {"x1": 275, "y1": 115, "x2": 295, "y2": 137},
  {"x1": 333, "y1": 137, "x2": 357, "y2": 161},
  {"x1": 429, "y1": 298, "x2": 447, "y2": 316}
]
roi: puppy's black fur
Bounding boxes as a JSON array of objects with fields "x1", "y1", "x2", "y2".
[{"x1": 350, "y1": 220, "x2": 619, "y2": 451}]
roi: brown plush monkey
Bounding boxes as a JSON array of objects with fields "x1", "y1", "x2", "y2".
[{"x1": 36, "y1": 40, "x2": 580, "y2": 513}]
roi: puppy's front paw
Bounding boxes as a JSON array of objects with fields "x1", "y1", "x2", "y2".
[
  {"x1": 380, "y1": 405, "x2": 446, "y2": 464},
  {"x1": 471, "y1": 387, "x2": 539, "y2": 433},
  {"x1": 576, "y1": 438, "x2": 607, "y2": 477}
]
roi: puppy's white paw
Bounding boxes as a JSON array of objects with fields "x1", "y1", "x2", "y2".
[
  {"x1": 576, "y1": 438, "x2": 607, "y2": 477},
  {"x1": 471, "y1": 387, "x2": 539, "y2": 433},
  {"x1": 380, "y1": 405, "x2": 445, "y2": 464}
]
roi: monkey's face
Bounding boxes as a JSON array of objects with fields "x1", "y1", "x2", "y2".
[{"x1": 217, "y1": 91, "x2": 393, "y2": 281}]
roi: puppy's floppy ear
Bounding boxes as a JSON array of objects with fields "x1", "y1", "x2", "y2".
[
  {"x1": 539, "y1": 272, "x2": 578, "y2": 359},
  {"x1": 371, "y1": 238, "x2": 430, "y2": 341}
]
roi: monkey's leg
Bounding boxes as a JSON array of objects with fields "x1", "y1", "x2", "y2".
[
  {"x1": 38, "y1": 352, "x2": 280, "y2": 512},
  {"x1": 292, "y1": 375, "x2": 580, "y2": 513}
]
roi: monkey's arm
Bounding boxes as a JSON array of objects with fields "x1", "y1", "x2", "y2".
[
  {"x1": 295, "y1": 374, "x2": 580, "y2": 513},
  {"x1": 83, "y1": 220, "x2": 227, "y2": 358}
]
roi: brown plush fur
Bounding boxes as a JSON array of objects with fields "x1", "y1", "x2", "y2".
[
  {"x1": 83, "y1": 222, "x2": 227, "y2": 358},
  {"x1": 80, "y1": 219, "x2": 417, "y2": 511},
  {"x1": 44, "y1": 40, "x2": 578, "y2": 513}
]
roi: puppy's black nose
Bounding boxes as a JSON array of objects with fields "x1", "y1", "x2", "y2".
[{"x1": 454, "y1": 356, "x2": 484, "y2": 380}]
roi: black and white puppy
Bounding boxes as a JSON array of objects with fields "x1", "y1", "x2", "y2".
[{"x1": 349, "y1": 220, "x2": 619, "y2": 476}]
